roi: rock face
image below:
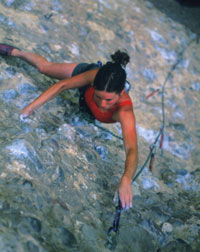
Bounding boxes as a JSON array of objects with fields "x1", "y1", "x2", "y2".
[{"x1": 0, "y1": 0, "x2": 200, "y2": 251}]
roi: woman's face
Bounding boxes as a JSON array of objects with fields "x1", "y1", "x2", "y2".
[{"x1": 93, "y1": 89, "x2": 121, "y2": 111}]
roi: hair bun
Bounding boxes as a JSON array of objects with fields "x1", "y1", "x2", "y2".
[{"x1": 110, "y1": 50, "x2": 130, "y2": 67}]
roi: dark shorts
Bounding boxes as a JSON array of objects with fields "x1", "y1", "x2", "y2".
[
  {"x1": 72, "y1": 62, "x2": 100, "y2": 121},
  {"x1": 72, "y1": 62, "x2": 99, "y2": 77}
]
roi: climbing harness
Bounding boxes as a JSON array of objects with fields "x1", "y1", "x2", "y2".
[
  {"x1": 125, "y1": 80, "x2": 131, "y2": 93},
  {"x1": 97, "y1": 60, "x2": 102, "y2": 68}
]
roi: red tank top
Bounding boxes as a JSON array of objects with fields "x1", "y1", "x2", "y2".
[{"x1": 84, "y1": 86, "x2": 133, "y2": 123}]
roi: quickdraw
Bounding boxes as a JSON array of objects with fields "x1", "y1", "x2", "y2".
[
  {"x1": 146, "y1": 88, "x2": 160, "y2": 99},
  {"x1": 106, "y1": 200, "x2": 122, "y2": 235}
]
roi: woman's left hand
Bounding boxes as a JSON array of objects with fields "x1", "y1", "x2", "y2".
[{"x1": 117, "y1": 176, "x2": 133, "y2": 210}]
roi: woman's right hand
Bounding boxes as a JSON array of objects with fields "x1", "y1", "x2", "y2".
[{"x1": 20, "y1": 105, "x2": 34, "y2": 119}]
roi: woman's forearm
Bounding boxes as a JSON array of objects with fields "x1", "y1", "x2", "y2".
[
  {"x1": 122, "y1": 148, "x2": 138, "y2": 183},
  {"x1": 118, "y1": 148, "x2": 138, "y2": 209},
  {"x1": 22, "y1": 81, "x2": 66, "y2": 116}
]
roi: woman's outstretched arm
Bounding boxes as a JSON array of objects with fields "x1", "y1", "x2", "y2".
[
  {"x1": 21, "y1": 69, "x2": 98, "y2": 117},
  {"x1": 114, "y1": 106, "x2": 138, "y2": 209}
]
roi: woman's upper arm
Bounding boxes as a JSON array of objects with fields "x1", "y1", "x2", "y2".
[
  {"x1": 62, "y1": 69, "x2": 98, "y2": 90},
  {"x1": 118, "y1": 108, "x2": 137, "y2": 154}
]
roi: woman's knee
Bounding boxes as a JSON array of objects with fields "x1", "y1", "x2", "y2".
[{"x1": 37, "y1": 63, "x2": 51, "y2": 74}]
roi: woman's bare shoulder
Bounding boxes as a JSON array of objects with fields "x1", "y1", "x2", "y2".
[
  {"x1": 118, "y1": 91, "x2": 132, "y2": 103},
  {"x1": 85, "y1": 68, "x2": 99, "y2": 84}
]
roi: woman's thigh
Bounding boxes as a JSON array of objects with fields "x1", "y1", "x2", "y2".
[{"x1": 40, "y1": 62, "x2": 78, "y2": 80}]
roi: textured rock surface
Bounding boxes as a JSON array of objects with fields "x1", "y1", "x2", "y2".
[{"x1": 0, "y1": 0, "x2": 200, "y2": 251}]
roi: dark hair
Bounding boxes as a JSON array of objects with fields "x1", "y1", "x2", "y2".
[{"x1": 93, "y1": 50, "x2": 130, "y2": 94}]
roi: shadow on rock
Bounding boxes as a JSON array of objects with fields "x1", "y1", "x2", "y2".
[{"x1": 146, "y1": 0, "x2": 200, "y2": 36}]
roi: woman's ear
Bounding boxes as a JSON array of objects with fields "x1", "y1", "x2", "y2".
[{"x1": 120, "y1": 89, "x2": 125, "y2": 96}]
